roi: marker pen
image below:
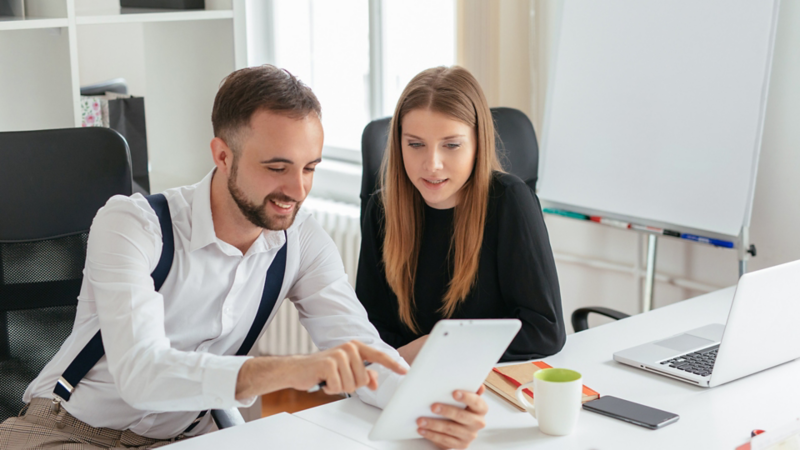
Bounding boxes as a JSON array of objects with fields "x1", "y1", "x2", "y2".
[
  {"x1": 631, "y1": 224, "x2": 681, "y2": 238},
  {"x1": 680, "y1": 234, "x2": 734, "y2": 249},
  {"x1": 590, "y1": 216, "x2": 631, "y2": 229},
  {"x1": 543, "y1": 208, "x2": 589, "y2": 220}
]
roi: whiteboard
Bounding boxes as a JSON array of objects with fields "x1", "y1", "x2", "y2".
[{"x1": 538, "y1": 0, "x2": 779, "y2": 239}]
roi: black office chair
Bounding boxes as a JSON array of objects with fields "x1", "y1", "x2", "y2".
[
  {"x1": 570, "y1": 307, "x2": 629, "y2": 333},
  {"x1": 0, "y1": 128, "x2": 133, "y2": 421},
  {"x1": 0, "y1": 128, "x2": 244, "y2": 428},
  {"x1": 359, "y1": 107, "x2": 629, "y2": 333}
]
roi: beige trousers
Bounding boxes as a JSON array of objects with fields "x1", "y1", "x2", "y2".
[{"x1": 0, "y1": 398, "x2": 187, "y2": 450}]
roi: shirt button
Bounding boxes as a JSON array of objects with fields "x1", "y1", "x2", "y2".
[{"x1": 224, "y1": 307, "x2": 232, "y2": 315}]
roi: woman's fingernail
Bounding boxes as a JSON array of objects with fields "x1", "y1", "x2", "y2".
[
  {"x1": 454, "y1": 391, "x2": 463, "y2": 400},
  {"x1": 420, "y1": 419, "x2": 427, "y2": 426},
  {"x1": 419, "y1": 429, "x2": 427, "y2": 435},
  {"x1": 433, "y1": 405, "x2": 441, "y2": 413}
]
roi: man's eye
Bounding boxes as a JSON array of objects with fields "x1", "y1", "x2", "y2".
[
  {"x1": 304, "y1": 167, "x2": 316, "y2": 173},
  {"x1": 268, "y1": 167, "x2": 286, "y2": 173}
]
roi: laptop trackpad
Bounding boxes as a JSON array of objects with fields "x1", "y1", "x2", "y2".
[{"x1": 655, "y1": 334, "x2": 714, "y2": 352}]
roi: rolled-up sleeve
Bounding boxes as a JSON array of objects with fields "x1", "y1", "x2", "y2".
[
  {"x1": 287, "y1": 215, "x2": 408, "y2": 409},
  {"x1": 87, "y1": 195, "x2": 254, "y2": 412}
]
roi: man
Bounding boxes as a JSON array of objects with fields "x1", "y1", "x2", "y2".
[{"x1": 0, "y1": 66, "x2": 488, "y2": 449}]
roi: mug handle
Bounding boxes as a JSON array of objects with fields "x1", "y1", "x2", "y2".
[{"x1": 515, "y1": 382, "x2": 536, "y2": 418}]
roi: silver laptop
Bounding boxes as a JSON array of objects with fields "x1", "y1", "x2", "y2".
[{"x1": 614, "y1": 259, "x2": 800, "y2": 387}]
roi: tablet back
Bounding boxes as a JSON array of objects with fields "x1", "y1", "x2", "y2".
[{"x1": 369, "y1": 319, "x2": 521, "y2": 441}]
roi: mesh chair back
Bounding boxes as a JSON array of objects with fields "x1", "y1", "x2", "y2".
[
  {"x1": 0, "y1": 127, "x2": 132, "y2": 421},
  {"x1": 359, "y1": 107, "x2": 539, "y2": 226}
]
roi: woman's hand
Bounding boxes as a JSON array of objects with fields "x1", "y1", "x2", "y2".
[
  {"x1": 397, "y1": 335, "x2": 429, "y2": 364},
  {"x1": 416, "y1": 385, "x2": 488, "y2": 449}
]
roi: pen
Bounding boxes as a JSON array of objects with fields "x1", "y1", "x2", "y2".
[
  {"x1": 543, "y1": 208, "x2": 589, "y2": 220},
  {"x1": 590, "y1": 216, "x2": 630, "y2": 229},
  {"x1": 307, "y1": 362, "x2": 373, "y2": 393},
  {"x1": 630, "y1": 223, "x2": 681, "y2": 237},
  {"x1": 680, "y1": 233, "x2": 734, "y2": 249}
]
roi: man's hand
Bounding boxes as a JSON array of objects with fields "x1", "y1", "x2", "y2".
[
  {"x1": 416, "y1": 385, "x2": 488, "y2": 449},
  {"x1": 289, "y1": 340, "x2": 407, "y2": 395},
  {"x1": 236, "y1": 340, "x2": 407, "y2": 399}
]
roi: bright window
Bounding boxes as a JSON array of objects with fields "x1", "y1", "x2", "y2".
[
  {"x1": 270, "y1": 0, "x2": 455, "y2": 161},
  {"x1": 381, "y1": 0, "x2": 456, "y2": 117}
]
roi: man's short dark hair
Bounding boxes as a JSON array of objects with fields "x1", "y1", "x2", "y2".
[{"x1": 212, "y1": 65, "x2": 321, "y2": 153}]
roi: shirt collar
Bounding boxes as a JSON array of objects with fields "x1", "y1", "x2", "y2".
[
  {"x1": 188, "y1": 170, "x2": 218, "y2": 253},
  {"x1": 188, "y1": 169, "x2": 303, "y2": 255}
]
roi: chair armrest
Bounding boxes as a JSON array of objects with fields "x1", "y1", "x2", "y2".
[
  {"x1": 211, "y1": 408, "x2": 246, "y2": 429},
  {"x1": 571, "y1": 307, "x2": 630, "y2": 333}
]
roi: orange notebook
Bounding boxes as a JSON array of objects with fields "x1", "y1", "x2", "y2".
[{"x1": 484, "y1": 361, "x2": 600, "y2": 411}]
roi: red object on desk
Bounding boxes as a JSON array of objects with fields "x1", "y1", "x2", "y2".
[
  {"x1": 736, "y1": 430, "x2": 766, "y2": 450},
  {"x1": 490, "y1": 361, "x2": 600, "y2": 399}
]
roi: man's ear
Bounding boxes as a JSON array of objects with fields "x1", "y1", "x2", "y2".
[{"x1": 211, "y1": 137, "x2": 235, "y2": 177}]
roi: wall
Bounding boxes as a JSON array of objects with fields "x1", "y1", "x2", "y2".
[
  {"x1": 457, "y1": 0, "x2": 533, "y2": 121},
  {"x1": 457, "y1": 0, "x2": 800, "y2": 331},
  {"x1": 77, "y1": 24, "x2": 147, "y2": 96},
  {"x1": 0, "y1": 28, "x2": 74, "y2": 131}
]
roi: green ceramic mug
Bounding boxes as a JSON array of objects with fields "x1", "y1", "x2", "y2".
[{"x1": 515, "y1": 368, "x2": 582, "y2": 436}]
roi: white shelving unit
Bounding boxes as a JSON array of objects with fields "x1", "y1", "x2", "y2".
[
  {"x1": 75, "y1": 7, "x2": 234, "y2": 25},
  {"x1": 0, "y1": 17, "x2": 68, "y2": 30},
  {"x1": 0, "y1": 0, "x2": 247, "y2": 193}
]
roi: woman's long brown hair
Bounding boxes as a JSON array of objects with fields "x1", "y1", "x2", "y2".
[{"x1": 380, "y1": 66, "x2": 502, "y2": 334}]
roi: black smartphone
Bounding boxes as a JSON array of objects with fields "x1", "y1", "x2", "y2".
[{"x1": 582, "y1": 396, "x2": 679, "y2": 429}]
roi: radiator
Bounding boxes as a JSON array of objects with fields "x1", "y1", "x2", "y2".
[{"x1": 257, "y1": 197, "x2": 362, "y2": 356}]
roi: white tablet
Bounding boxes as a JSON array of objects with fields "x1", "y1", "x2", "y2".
[{"x1": 369, "y1": 319, "x2": 521, "y2": 441}]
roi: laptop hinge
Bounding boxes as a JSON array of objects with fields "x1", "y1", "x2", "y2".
[{"x1": 640, "y1": 366, "x2": 703, "y2": 385}]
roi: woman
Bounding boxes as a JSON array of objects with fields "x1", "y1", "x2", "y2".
[{"x1": 356, "y1": 66, "x2": 566, "y2": 364}]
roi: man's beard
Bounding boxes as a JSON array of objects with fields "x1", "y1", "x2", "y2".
[{"x1": 227, "y1": 162, "x2": 302, "y2": 231}]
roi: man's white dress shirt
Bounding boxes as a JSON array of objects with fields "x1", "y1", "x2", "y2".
[{"x1": 25, "y1": 170, "x2": 407, "y2": 439}]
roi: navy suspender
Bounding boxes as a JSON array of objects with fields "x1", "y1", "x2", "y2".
[
  {"x1": 236, "y1": 233, "x2": 287, "y2": 356},
  {"x1": 52, "y1": 193, "x2": 175, "y2": 404},
  {"x1": 147, "y1": 193, "x2": 174, "y2": 291},
  {"x1": 53, "y1": 193, "x2": 288, "y2": 434}
]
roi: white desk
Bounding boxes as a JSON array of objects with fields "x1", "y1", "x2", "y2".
[
  {"x1": 296, "y1": 287, "x2": 800, "y2": 449},
  {"x1": 164, "y1": 412, "x2": 374, "y2": 449}
]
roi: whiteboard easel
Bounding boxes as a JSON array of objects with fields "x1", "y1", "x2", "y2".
[{"x1": 539, "y1": 0, "x2": 780, "y2": 311}]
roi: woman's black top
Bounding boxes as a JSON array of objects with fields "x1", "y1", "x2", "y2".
[{"x1": 356, "y1": 172, "x2": 566, "y2": 362}]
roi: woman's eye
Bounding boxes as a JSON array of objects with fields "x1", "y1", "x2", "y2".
[
  {"x1": 446, "y1": 143, "x2": 462, "y2": 149},
  {"x1": 408, "y1": 142, "x2": 424, "y2": 148}
]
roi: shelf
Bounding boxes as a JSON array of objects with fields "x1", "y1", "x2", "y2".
[
  {"x1": 0, "y1": 17, "x2": 68, "y2": 31},
  {"x1": 75, "y1": 8, "x2": 232, "y2": 25},
  {"x1": 2, "y1": 0, "x2": 244, "y2": 188}
]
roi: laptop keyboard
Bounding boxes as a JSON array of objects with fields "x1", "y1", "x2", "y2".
[{"x1": 660, "y1": 344, "x2": 719, "y2": 377}]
